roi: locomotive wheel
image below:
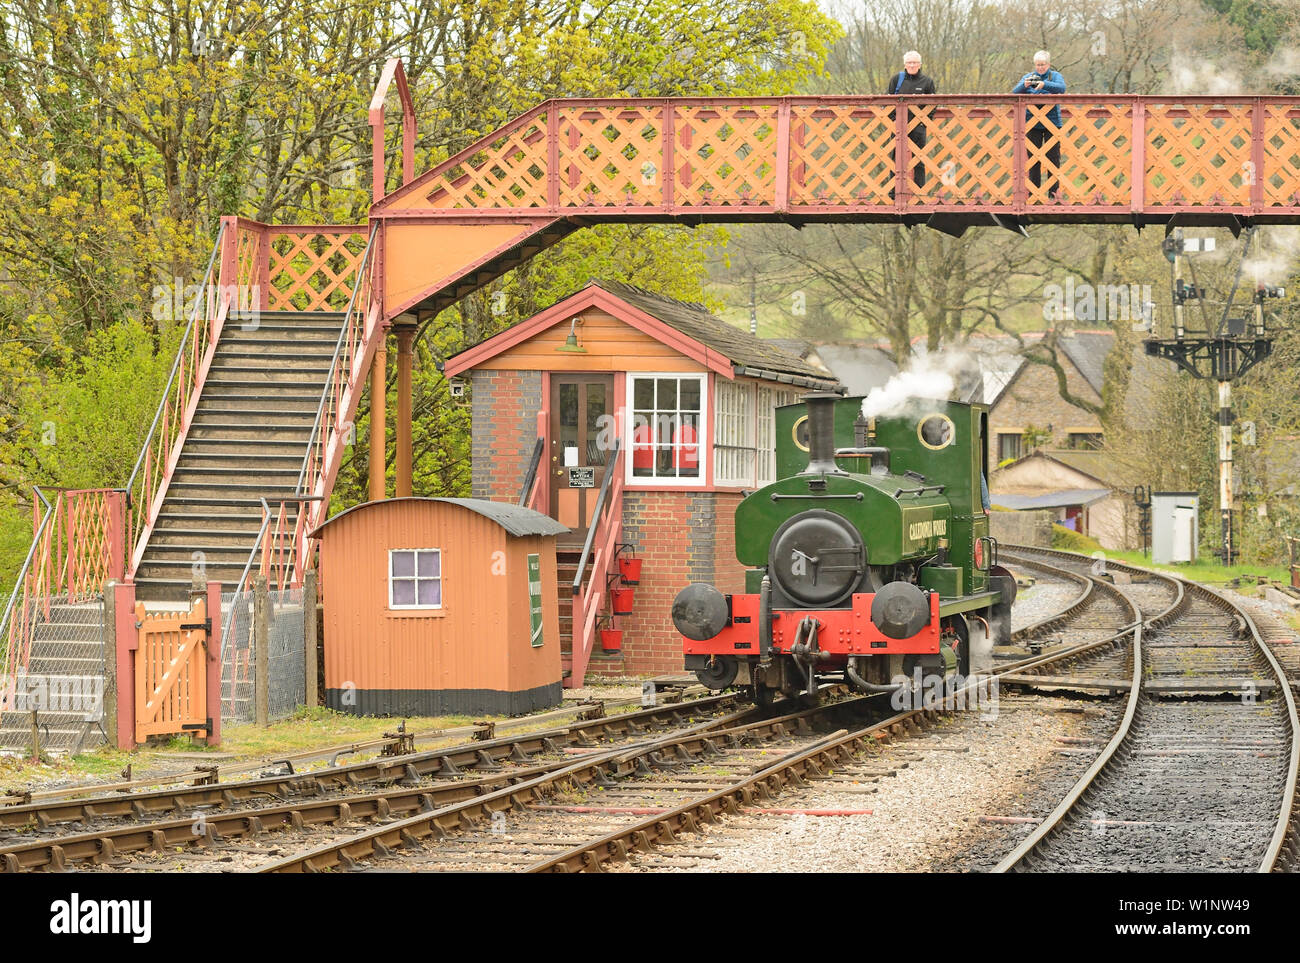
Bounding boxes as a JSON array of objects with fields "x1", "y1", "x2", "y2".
[{"x1": 694, "y1": 655, "x2": 739, "y2": 690}]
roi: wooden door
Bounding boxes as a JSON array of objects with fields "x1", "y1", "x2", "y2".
[{"x1": 549, "y1": 375, "x2": 615, "y2": 543}]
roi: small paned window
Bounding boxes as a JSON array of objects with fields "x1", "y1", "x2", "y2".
[
  {"x1": 390, "y1": 549, "x2": 443, "y2": 609},
  {"x1": 628, "y1": 374, "x2": 706, "y2": 485}
]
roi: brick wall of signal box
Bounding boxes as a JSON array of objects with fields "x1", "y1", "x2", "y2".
[
  {"x1": 470, "y1": 370, "x2": 543, "y2": 501},
  {"x1": 595, "y1": 490, "x2": 748, "y2": 678}
]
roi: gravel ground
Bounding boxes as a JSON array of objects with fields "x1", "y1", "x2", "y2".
[
  {"x1": 616, "y1": 694, "x2": 1117, "y2": 873},
  {"x1": 1009, "y1": 579, "x2": 1081, "y2": 632}
]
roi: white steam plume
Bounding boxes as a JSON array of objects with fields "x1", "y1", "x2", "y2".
[{"x1": 860, "y1": 351, "x2": 971, "y2": 420}]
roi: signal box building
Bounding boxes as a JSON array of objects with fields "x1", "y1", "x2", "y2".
[
  {"x1": 313, "y1": 497, "x2": 567, "y2": 715},
  {"x1": 443, "y1": 281, "x2": 840, "y2": 682}
]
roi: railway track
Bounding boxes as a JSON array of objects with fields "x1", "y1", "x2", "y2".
[
  {"x1": 0, "y1": 690, "x2": 761, "y2": 869},
  {"x1": 995, "y1": 547, "x2": 1299, "y2": 873},
  {"x1": 256, "y1": 619, "x2": 1169, "y2": 872}
]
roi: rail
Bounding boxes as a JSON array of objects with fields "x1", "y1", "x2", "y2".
[
  {"x1": 518, "y1": 437, "x2": 545, "y2": 508},
  {"x1": 293, "y1": 224, "x2": 380, "y2": 580},
  {"x1": 570, "y1": 439, "x2": 624, "y2": 687},
  {"x1": 994, "y1": 546, "x2": 1297, "y2": 873},
  {"x1": 124, "y1": 225, "x2": 227, "y2": 574}
]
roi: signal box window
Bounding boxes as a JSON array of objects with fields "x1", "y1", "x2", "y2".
[
  {"x1": 1068, "y1": 432, "x2": 1103, "y2": 450},
  {"x1": 998, "y1": 432, "x2": 1022, "y2": 463},
  {"x1": 629, "y1": 375, "x2": 705, "y2": 485},
  {"x1": 390, "y1": 549, "x2": 443, "y2": 609}
]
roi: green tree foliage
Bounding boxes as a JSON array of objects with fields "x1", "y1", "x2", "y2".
[{"x1": 0, "y1": 0, "x2": 840, "y2": 583}]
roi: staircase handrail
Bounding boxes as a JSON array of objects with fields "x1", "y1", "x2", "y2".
[
  {"x1": 569, "y1": 442, "x2": 625, "y2": 687},
  {"x1": 124, "y1": 223, "x2": 228, "y2": 572},
  {"x1": 293, "y1": 224, "x2": 379, "y2": 519},
  {"x1": 0, "y1": 487, "x2": 56, "y2": 709},
  {"x1": 572, "y1": 438, "x2": 622, "y2": 595},
  {"x1": 218, "y1": 496, "x2": 322, "y2": 659},
  {"x1": 518, "y1": 437, "x2": 545, "y2": 508}
]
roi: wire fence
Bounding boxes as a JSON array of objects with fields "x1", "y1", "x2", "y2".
[
  {"x1": 0, "y1": 592, "x2": 108, "y2": 754},
  {"x1": 220, "y1": 586, "x2": 308, "y2": 725},
  {"x1": 221, "y1": 589, "x2": 254, "y2": 723},
  {"x1": 268, "y1": 587, "x2": 306, "y2": 721}
]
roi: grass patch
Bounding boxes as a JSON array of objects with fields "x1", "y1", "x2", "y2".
[
  {"x1": 216, "y1": 707, "x2": 488, "y2": 760},
  {"x1": 1051, "y1": 524, "x2": 1105, "y2": 553},
  {"x1": 1092, "y1": 549, "x2": 1289, "y2": 586}
]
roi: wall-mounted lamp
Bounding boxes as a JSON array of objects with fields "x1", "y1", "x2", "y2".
[{"x1": 556, "y1": 316, "x2": 586, "y2": 353}]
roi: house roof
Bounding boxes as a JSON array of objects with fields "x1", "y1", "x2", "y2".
[
  {"x1": 1036, "y1": 448, "x2": 1122, "y2": 487},
  {"x1": 595, "y1": 281, "x2": 837, "y2": 386},
  {"x1": 992, "y1": 488, "x2": 1113, "y2": 510},
  {"x1": 990, "y1": 448, "x2": 1116, "y2": 489},
  {"x1": 1057, "y1": 331, "x2": 1113, "y2": 395},
  {"x1": 312, "y1": 497, "x2": 570, "y2": 539},
  {"x1": 443, "y1": 280, "x2": 839, "y2": 388}
]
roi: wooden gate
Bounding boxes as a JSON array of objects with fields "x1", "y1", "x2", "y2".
[{"x1": 134, "y1": 597, "x2": 211, "y2": 743}]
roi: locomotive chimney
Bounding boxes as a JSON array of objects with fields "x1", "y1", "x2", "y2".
[{"x1": 801, "y1": 392, "x2": 846, "y2": 478}]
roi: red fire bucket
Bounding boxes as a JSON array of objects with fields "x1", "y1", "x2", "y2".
[
  {"x1": 618, "y1": 557, "x2": 642, "y2": 585},
  {"x1": 611, "y1": 587, "x2": 635, "y2": 615},
  {"x1": 600, "y1": 628, "x2": 623, "y2": 653}
]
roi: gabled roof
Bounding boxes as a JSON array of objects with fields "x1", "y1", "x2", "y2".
[
  {"x1": 596, "y1": 281, "x2": 836, "y2": 384},
  {"x1": 1042, "y1": 448, "x2": 1120, "y2": 485},
  {"x1": 990, "y1": 448, "x2": 1115, "y2": 489},
  {"x1": 444, "y1": 280, "x2": 839, "y2": 388},
  {"x1": 1057, "y1": 331, "x2": 1113, "y2": 395},
  {"x1": 312, "y1": 497, "x2": 570, "y2": 538}
]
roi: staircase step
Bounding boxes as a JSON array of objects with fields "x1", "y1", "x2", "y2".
[
  {"x1": 209, "y1": 360, "x2": 333, "y2": 375},
  {"x1": 181, "y1": 438, "x2": 307, "y2": 453},
  {"x1": 29, "y1": 657, "x2": 105, "y2": 674},
  {"x1": 191, "y1": 409, "x2": 318, "y2": 425},
  {"x1": 187, "y1": 425, "x2": 314, "y2": 442},
  {"x1": 193, "y1": 394, "x2": 322, "y2": 410},
  {"x1": 154, "y1": 512, "x2": 272, "y2": 529},
  {"x1": 172, "y1": 464, "x2": 303, "y2": 479},
  {"x1": 217, "y1": 340, "x2": 339, "y2": 355},
  {"x1": 220, "y1": 327, "x2": 344, "y2": 342},
  {"x1": 132, "y1": 578, "x2": 220, "y2": 602},
  {"x1": 31, "y1": 623, "x2": 103, "y2": 642},
  {"x1": 140, "y1": 544, "x2": 257, "y2": 564},
  {"x1": 147, "y1": 528, "x2": 271, "y2": 546},
  {"x1": 177, "y1": 454, "x2": 305, "y2": 471}
]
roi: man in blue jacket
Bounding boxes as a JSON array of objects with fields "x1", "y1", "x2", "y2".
[{"x1": 1012, "y1": 51, "x2": 1066, "y2": 200}]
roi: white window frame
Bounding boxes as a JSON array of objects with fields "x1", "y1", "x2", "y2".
[
  {"x1": 625, "y1": 373, "x2": 709, "y2": 488},
  {"x1": 757, "y1": 387, "x2": 796, "y2": 486},
  {"x1": 714, "y1": 380, "x2": 757, "y2": 488},
  {"x1": 388, "y1": 548, "x2": 444, "y2": 610}
]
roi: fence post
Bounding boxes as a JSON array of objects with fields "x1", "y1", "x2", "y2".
[
  {"x1": 113, "y1": 581, "x2": 137, "y2": 749},
  {"x1": 254, "y1": 574, "x2": 269, "y2": 727},
  {"x1": 103, "y1": 582, "x2": 117, "y2": 747},
  {"x1": 206, "y1": 580, "x2": 222, "y2": 748},
  {"x1": 304, "y1": 568, "x2": 318, "y2": 709}
]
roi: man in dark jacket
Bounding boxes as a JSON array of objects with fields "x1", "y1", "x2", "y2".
[
  {"x1": 887, "y1": 51, "x2": 936, "y2": 189},
  {"x1": 1012, "y1": 51, "x2": 1066, "y2": 199}
]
